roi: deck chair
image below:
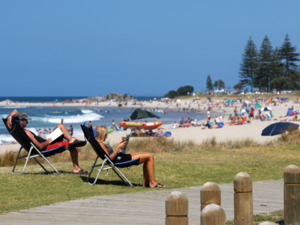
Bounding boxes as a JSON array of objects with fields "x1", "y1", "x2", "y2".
[
  {"x1": 81, "y1": 124, "x2": 140, "y2": 187},
  {"x1": 2, "y1": 117, "x2": 70, "y2": 174}
]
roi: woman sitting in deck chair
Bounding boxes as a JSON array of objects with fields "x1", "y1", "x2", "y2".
[{"x1": 94, "y1": 126, "x2": 165, "y2": 188}]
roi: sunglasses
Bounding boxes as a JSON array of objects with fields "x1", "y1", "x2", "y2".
[{"x1": 22, "y1": 119, "x2": 28, "y2": 123}]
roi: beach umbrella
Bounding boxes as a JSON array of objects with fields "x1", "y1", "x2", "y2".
[
  {"x1": 227, "y1": 100, "x2": 232, "y2": 103},
  {"x1": 130, "y1": 109, "x2": 160, "y2": 120},
  {"x1": 255, "y1": 103, "x2": 262, "y2": 108},
  {"x1": 207, "y1": 97, "x2": 211, "y2": 100},
  {"x1": 224, "y1": 98, "x2": 227, "y2": 100},
  {"x1": 262, "y1": 107, "x2": 272, "y2": 111},
  {"x1": 240, "y1": 109, "x2": 246, "y2": 114},
  {"x1": 246, "y1": 109, "x2": 250, "y2": 112},
  {"x1": 261, "y1": 122, "x2": 299, "y2": 136}
]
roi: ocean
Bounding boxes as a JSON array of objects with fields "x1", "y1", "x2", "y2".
[{"x1": 0, "y1": 96, "x2": 205, "y2": 144}]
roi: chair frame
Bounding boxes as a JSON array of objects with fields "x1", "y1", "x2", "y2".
[
  {"x1": 2, "y1": 118, "x2": 68, "y2": 175},
  {"x1": 81, "y1": 124, "x2": 139, "y2": 187},
  {"x1": 12, "y1": 143, "x2": 59, "y2": 175}
]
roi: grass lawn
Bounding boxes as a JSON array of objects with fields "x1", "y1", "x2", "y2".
[{"x1": 1, "y1": 144, "x2": 300, "y2": 216}]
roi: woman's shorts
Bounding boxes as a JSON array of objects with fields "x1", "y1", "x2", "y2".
[{"x1": 114, "y1": 153, "x2": 132, "y2": 163}]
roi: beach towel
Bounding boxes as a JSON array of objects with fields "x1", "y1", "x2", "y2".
[{"x1": 286, "y1": 108, "x2": 293, "y2": 116}]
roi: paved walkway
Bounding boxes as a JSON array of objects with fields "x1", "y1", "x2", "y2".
[{"x1": 0, "y1": 180, "x2": 283, "y2": 225}]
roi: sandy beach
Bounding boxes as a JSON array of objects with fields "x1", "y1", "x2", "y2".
[{"x1": 0, "y1": 97, "x2": 299, "y2": 155}]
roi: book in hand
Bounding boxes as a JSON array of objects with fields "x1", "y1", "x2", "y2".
[
  {"x1": 121, "y1": 134, "x2": 131, "y2": 154},
  {"x1": 46, "y1": 128, "x2": 64, "y2": 144}
]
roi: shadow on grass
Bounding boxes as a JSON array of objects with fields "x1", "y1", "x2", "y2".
[{"x1": 80, "y1": 176, "x2": 140, "y2": 187}]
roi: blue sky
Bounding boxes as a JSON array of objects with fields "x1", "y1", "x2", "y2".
[{"x1": 0, "y1": 1, "x2": 299, "y2": 96}]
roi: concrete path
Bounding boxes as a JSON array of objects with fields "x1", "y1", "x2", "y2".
[{"x1": 0, "y1": 180, "x2": 283, "y2": 225}]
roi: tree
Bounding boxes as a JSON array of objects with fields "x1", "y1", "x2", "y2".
[
  {"x1": 206, "y1": 75, "x2": 213, "y2": 91},
  {"x1": 254, "y1": 36, "x2": 276, "y2": 90},
  {"x1": 164, "y1": 90, "x2": 177, "y2": 98},
  {"x1": 177, "y1": 85, "x2": 194, "y2": 96},
  {"x1": 239, "y1": 37, "x2": 258, "y2": 92},
  {"x1": 279, "y1": 34, "x2": 300, "y2": 89},
  {"x1": 213, "y1": 80, "x2": 225, "y2": 90},
  {"x1": 233, "y1": 83, "x2": 245, "y2": 91}
]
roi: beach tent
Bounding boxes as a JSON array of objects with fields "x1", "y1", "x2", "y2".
[
  {"x1": 130, "y1": 109, "x2": 160, "y2": 120},
  {"x1": 261, "y1": 122, "x2": 299, "y2": 136},
  {"x1": 255, "y1": 103, "x2": 262, "y2": 108},
  {"x1": 207, "y1": 97, "x2": 211, "y2": 100},
  {"x1": 262, "y1": 107, "x2": 272, "y2": 111},
  {"x1": 227, "y1": 100, "x2": 232, "y2": 103},
  {"x1": 224, "y1": 98, "x2": 227, "y2": 100},
  {"x1": 276, "y1": 97, "x2": 280, "y2": 99}
]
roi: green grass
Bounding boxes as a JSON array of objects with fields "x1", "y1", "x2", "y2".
[
  {"x1": 1, "y1": 144, "x2": 300, "y2": 215},
  {"x1": 226, "y1": 210, "x2": 284, "y2": 225}
]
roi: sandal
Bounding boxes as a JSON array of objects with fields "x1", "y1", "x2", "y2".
[
  {"x1": 150, "y1": 183, "x2": 165, "y2": 188},
  {"x1": 73, "y1": 168, "x2": 89, "y2": 175},
  {"x1": 69, "y1": 140, "x2": 87, "y2": 148}
]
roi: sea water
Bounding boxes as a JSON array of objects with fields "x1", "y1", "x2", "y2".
[{"x1": 0, "y1": 96, "x2": 205, "y2": 144}]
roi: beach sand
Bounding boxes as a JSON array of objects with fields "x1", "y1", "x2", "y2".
[{"x1": 1, "y1": 98, "x2": 298, "y2": 155}]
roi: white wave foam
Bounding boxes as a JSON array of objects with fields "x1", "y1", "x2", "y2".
[
  {"x1": 72, "y1": 129, "x2": 84, "y2": 137},
  {"x1": 0, "y1": 134, "x2": 16, "y2": 145},
  {"x1": 1, "y1": 106, "x2": 28, "y2": 109},
  {"x1": 32, "y1": 113, "x2": 103, "y2": 124},
  {"x1": 81, "y1": 109, "x2": 93, "y2": 114}
]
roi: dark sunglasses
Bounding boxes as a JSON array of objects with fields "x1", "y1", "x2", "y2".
[{"x1": 22, "y1": 119, "x2": 28, "y2": 123}]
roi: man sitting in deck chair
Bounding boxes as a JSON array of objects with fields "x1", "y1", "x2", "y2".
[{"x1": 6, "y1": 109, "x2": 89, "y2": 174}]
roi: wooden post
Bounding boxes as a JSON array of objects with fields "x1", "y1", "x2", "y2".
[
  {"x1": 165, "y1": 191, "x2": 188, "y2": 225},
  {"x1": 234, "y1": 172, "x2": 253, "y2": 225},
  {"x1": 201, "y1": 204, "x2": 226, "y2": 225},
  {"x1": 284, "y1": 165, "x2": 300, "y2": 224},
  {"x1": 200, "y1": 182, "x2": 221, "y2": 211},
  {"x1": 259, "y1": 222, "x2": 277, "y2": 225}
]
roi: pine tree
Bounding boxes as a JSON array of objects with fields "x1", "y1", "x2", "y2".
[
  {"x1": 213, "y1": 80, "x2": 225, "y2": 90},
  {"x1": 254, "y1": 36, "x2": 276, "y2": 91},
  {"x1": 206, "y1": 75, "x2": 213, "y2": 91},
  {"x1": 239, "y1": 37, "x2": 258, "y2": 92},
  {"x1": 279, "y1": 34, "x2": 300, "y2": 89}
]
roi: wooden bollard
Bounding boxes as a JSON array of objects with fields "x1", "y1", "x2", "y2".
[
  {"x1": 165, "y1": 191, "x2": 188, "y2": 225},
  {"x1": 234, "y1": 172, "x2": 253, "y2": 225},
  {"x1": 284, "y1": 165, "x2": 300, "y2": 224},
  {"x1": 201, "y1": 182, "x2": 221, "y2": 211},
  {"x1": 259, "y1": 222, "x2": 277, "y2": 225},
  {"x1": 201, "y1": 204, "x2": 226, "y2": 225}
]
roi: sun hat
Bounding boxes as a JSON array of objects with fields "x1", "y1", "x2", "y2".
[{"x1": 16, "y1": 112, "x2": 32, "y2": 120}]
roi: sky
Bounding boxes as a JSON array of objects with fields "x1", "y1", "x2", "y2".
[{"x1": 0, "y1": 1, "x2": 300, "y2": 97}]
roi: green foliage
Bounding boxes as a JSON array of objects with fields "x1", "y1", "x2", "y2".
[
  {"x1": 206, "y1": 75, "x2": 213, "y2": 91},
  {"x1": 239, "y1": 37, "x2": 258, "y2": 91},
  {"x1": 213, "y1": 79, "x2": 225, "y2": 90},
  {"x1": 164, "y1": 90, "x2": 177, "y2": 98},
  {"x1": 177, "y1": 85, "x2": 194, "y2": 96},
  {"x1": 164, "y1": 86, "x2": 194, "y2": 98}
]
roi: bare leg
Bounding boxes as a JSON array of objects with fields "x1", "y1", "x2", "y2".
[
  {"x1": 131, "y1": 152, "x2": 165, "y2": 187},
  {"x1": 56, "y1": 124, "x2": 76, "y2": 142}
]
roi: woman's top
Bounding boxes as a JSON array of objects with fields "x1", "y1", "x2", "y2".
[{"x1": 105, "y1": 144, "x2": 114, "y2": 156}]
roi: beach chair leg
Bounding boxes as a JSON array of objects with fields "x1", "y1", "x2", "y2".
[
  {"x1": 12, "y1": 147, "x2": 23, "y2": 174},
  {"x1": 87, "y1": 156, "x2": 98, "y2": 183},
  {"x1": 19, "y1": 147, "x2": 34, "y2": 174},
  {"x1": 30, "y1": 144, "x2": 59, "y2": 174},
  {"x1": 112, "y1": 167, "x2": 134, "y2": 188},
  {"x1": 88, "y1": 158, "x2": 106, "y2": 186},
  {"x1": 33, "y1": 158, "x2": 49, "y2": 174}
]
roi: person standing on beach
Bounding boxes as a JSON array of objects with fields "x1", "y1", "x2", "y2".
[
  {"x1": 206, "y1": 110, "x2": 211, "y2": 121},
  {"x1": 69, "y1": 125, "x2": 73, "y2": 136}
]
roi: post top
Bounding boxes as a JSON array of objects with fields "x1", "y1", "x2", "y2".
[
  {"x1": 234, "y1": 172, "x2": 252, "y2": 192},
  {"x1": 201, "y1": 204, "x2": 226, "y2": 220},
  {"x1": 201, "y1": 182, "x2": 220, "y2": 191},
  {"x1": 284, "y1": 165, "x2": 300, "y2": 174},
  {"x1": 284, "y1": 165, "x2": 300, "y2": 184}
]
